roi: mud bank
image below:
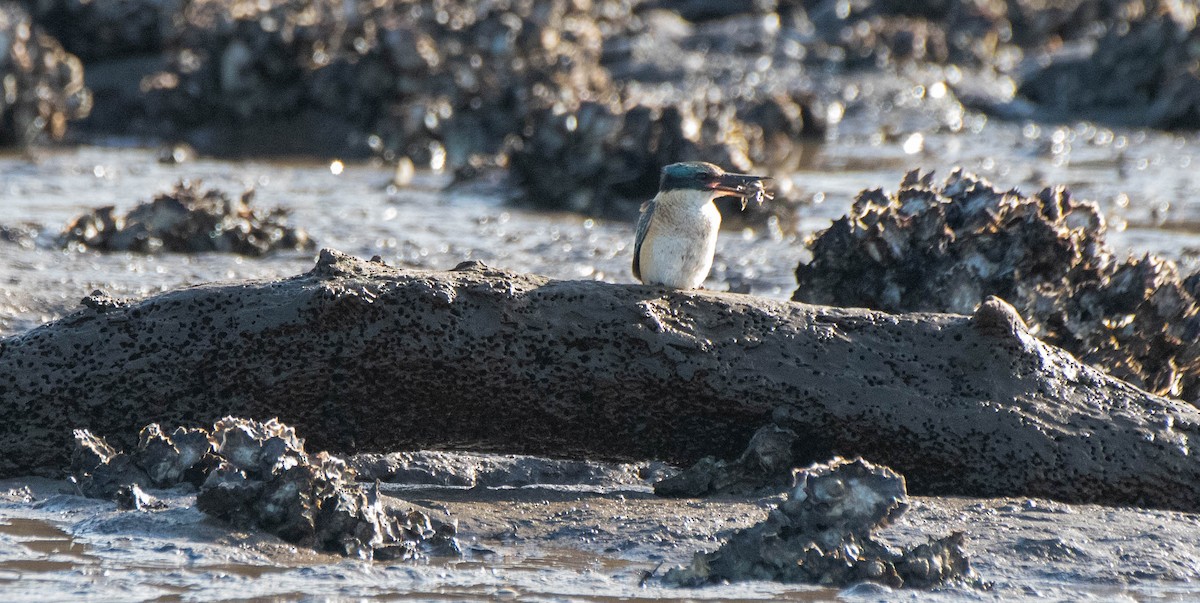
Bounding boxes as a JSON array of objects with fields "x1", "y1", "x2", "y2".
[
  {"x1": 5, "y1": 450, "x2": 1200, "y2": 599},
  {"x1": 3, "y1": 250, "x2": 1200, "y2": 511}
]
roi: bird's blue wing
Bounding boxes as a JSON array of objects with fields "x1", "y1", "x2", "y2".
[{"x1": 632, "y1": 199, "x2": 655, "y2": 281}]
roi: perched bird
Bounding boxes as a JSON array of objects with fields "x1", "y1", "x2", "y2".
[{"x1": 633, "y1": 161, "x2": 770, "y2": 289}]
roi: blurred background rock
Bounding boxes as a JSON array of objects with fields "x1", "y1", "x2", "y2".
[{"x1": 4, "y1": 0, "x2": 1199, "y2": 219}]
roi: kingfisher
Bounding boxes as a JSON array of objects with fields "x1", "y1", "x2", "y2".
[{"x1": 633, "y1": 161, "x2": 770, "y2": 289}]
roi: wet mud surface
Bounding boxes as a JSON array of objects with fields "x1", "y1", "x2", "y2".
[{"x1": 5, "y1": 452, "x2": 1200, "y2": 600}]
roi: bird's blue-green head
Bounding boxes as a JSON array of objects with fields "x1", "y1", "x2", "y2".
[{"x1": 658, "y1": 161, "x2": 769, "y2": 198}]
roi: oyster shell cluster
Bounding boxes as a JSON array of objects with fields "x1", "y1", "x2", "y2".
[
  {"x1": 72, "y1": 417, "x2": 460, "y2": 560},
  {"x1": 0, "y1": 1, "x2": 91, "y2": 146},
  {"x1": 664, "y1": 457, "x2": 975, "y2": 588},
  {"x1": 128, "y1": 0, "x2": 626, "y2": 160},
  {"x1": 57, "y1": 180, "x2": 313, "y2": 256},
  {"x1": 794, "y1": 169, "x2": 1200, "y2": 402}
]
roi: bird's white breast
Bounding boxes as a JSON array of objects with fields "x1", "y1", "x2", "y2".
[{"x1": 639, "y1": 191, "x2": 722, "y2": 289}]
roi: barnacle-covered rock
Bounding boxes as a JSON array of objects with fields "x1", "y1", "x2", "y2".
[
  {"x1": 0, "y1": 1, "x2": 91, "y2": 146},
  {"x1": 794, "y1": 169, "x2": 1200, "y2": 402},
  {"x1": 664, "y1": 457, "x2": 976, "y2": 588},
  {"x1": 57, "y1": 180, "x2": 313, "y2": 256},
  {"x1": 72, "y1": 417, "x2": 460, "y2": 560},
  {"x1": 196, "y1": 418, "x2": 459, "y2": 560},
  {"x1": 790, "y1": 0, "x2": 1009, "y2": 67}
]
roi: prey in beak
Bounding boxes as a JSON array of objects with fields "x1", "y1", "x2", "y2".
[{"x1": 709, "y1": 172, "x2": 774, "y2": 210}]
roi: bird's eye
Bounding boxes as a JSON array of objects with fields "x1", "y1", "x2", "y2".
[{"x1": 695, "y1": 172, "x2": 709, "y2": 181}]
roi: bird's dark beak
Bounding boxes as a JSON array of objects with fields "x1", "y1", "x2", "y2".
[{"x1": 712, "y1": 173, "x2": 771, "y2": 197}]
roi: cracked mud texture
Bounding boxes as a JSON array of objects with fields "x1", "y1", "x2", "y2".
[
  {"x1": 4, "y1": 249, "x2": 1200, "y2": 511},
  {"x1": 665, "y1": 457, "x2": 975, "y2": 589},
  {"x1": 72, "y1": 417, "x2": 459, "y2": 560},
  {"x1": 794, "y1": 169, "x2": 1200, "y2": 402},
  {"x1": 57, "y1": 180, "x2": 313, "y2": 256},
  {"x1": 0, "y1": 0, "x2": 91, "y2": 146}
]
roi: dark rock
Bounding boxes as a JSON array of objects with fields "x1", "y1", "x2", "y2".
[
  {"x1": 0, "y1": 223, "x2": 39, "y2": 249},
  {"x1": 648, "y1": 0, "x2": 776, "y2": 23},
  {"x1": 508, "y1": 93, "x2": 821, "y2": 220},
  {"x1": 57, "y1": 180, "x2": 314, "y2": 256},
  {"x1": 75, "y1": 417, "x2": 460, "y2": 560},
  {"x1": 1013, "y1": 537, "x2": 1089, "y2": 561},
  {"x1": 786, "y1": 0, "x2": 1173, "y2": 78},
  {"x1": 137, "y1": 424, "x2": 215, "y2": 487},
  {"x1": 664, "y1": 457, "x2": 977, "y2": 589},
  {"x1": 0, "y1": 1, "x2": 91, "y2": 146},
  {"x1": 792, "y1": 0, "x2": 1007, "y2": 67},
  {"x1": 1018, "y1": 13, "x2": 1200, "y2": 129},
  {"x1": 71, "y1": 429, "x2": 153, "y2": 499},
  {"x1": 72, "y1": 423, "x2": 214, "y2": 498},
  {"x1": 131, "y1": 0, "x2": 623, "y2": 160},
  {"x1": 654, "y1": 424, "x2": 797, "y2": 497},
  {"x1": 794, "y1": 169, "x2": 1200, "y2": 402},
  {"x1": 196, "y1": 417, "x2": 460, "y2": 560},
  {"x1": 20, "y1": 0, "x2": 178, "y2": 62}
]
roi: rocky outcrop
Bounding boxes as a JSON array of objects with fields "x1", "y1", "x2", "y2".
[
  {"x1": 794, "y1": 169, "x2": 1200, "y2": 402},
  {"x1": 665, "y1": 457, "x2": 976, "y2": 589},
  {"x1": 72, "y1": 417, "x2": 460, "y2": 560},
  {"x1": 1018, "y1": 13, "x2": 1200, "y2": 129},
  {"x1": 4, "y1": 250, "x2": 1200, "y2": 511},
  {"x1": 0, "y1": 1, "x2": 91, "y2": 146},
  {"x1": 57, "y1": 180, "x2": 313, "y2": 256}
]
